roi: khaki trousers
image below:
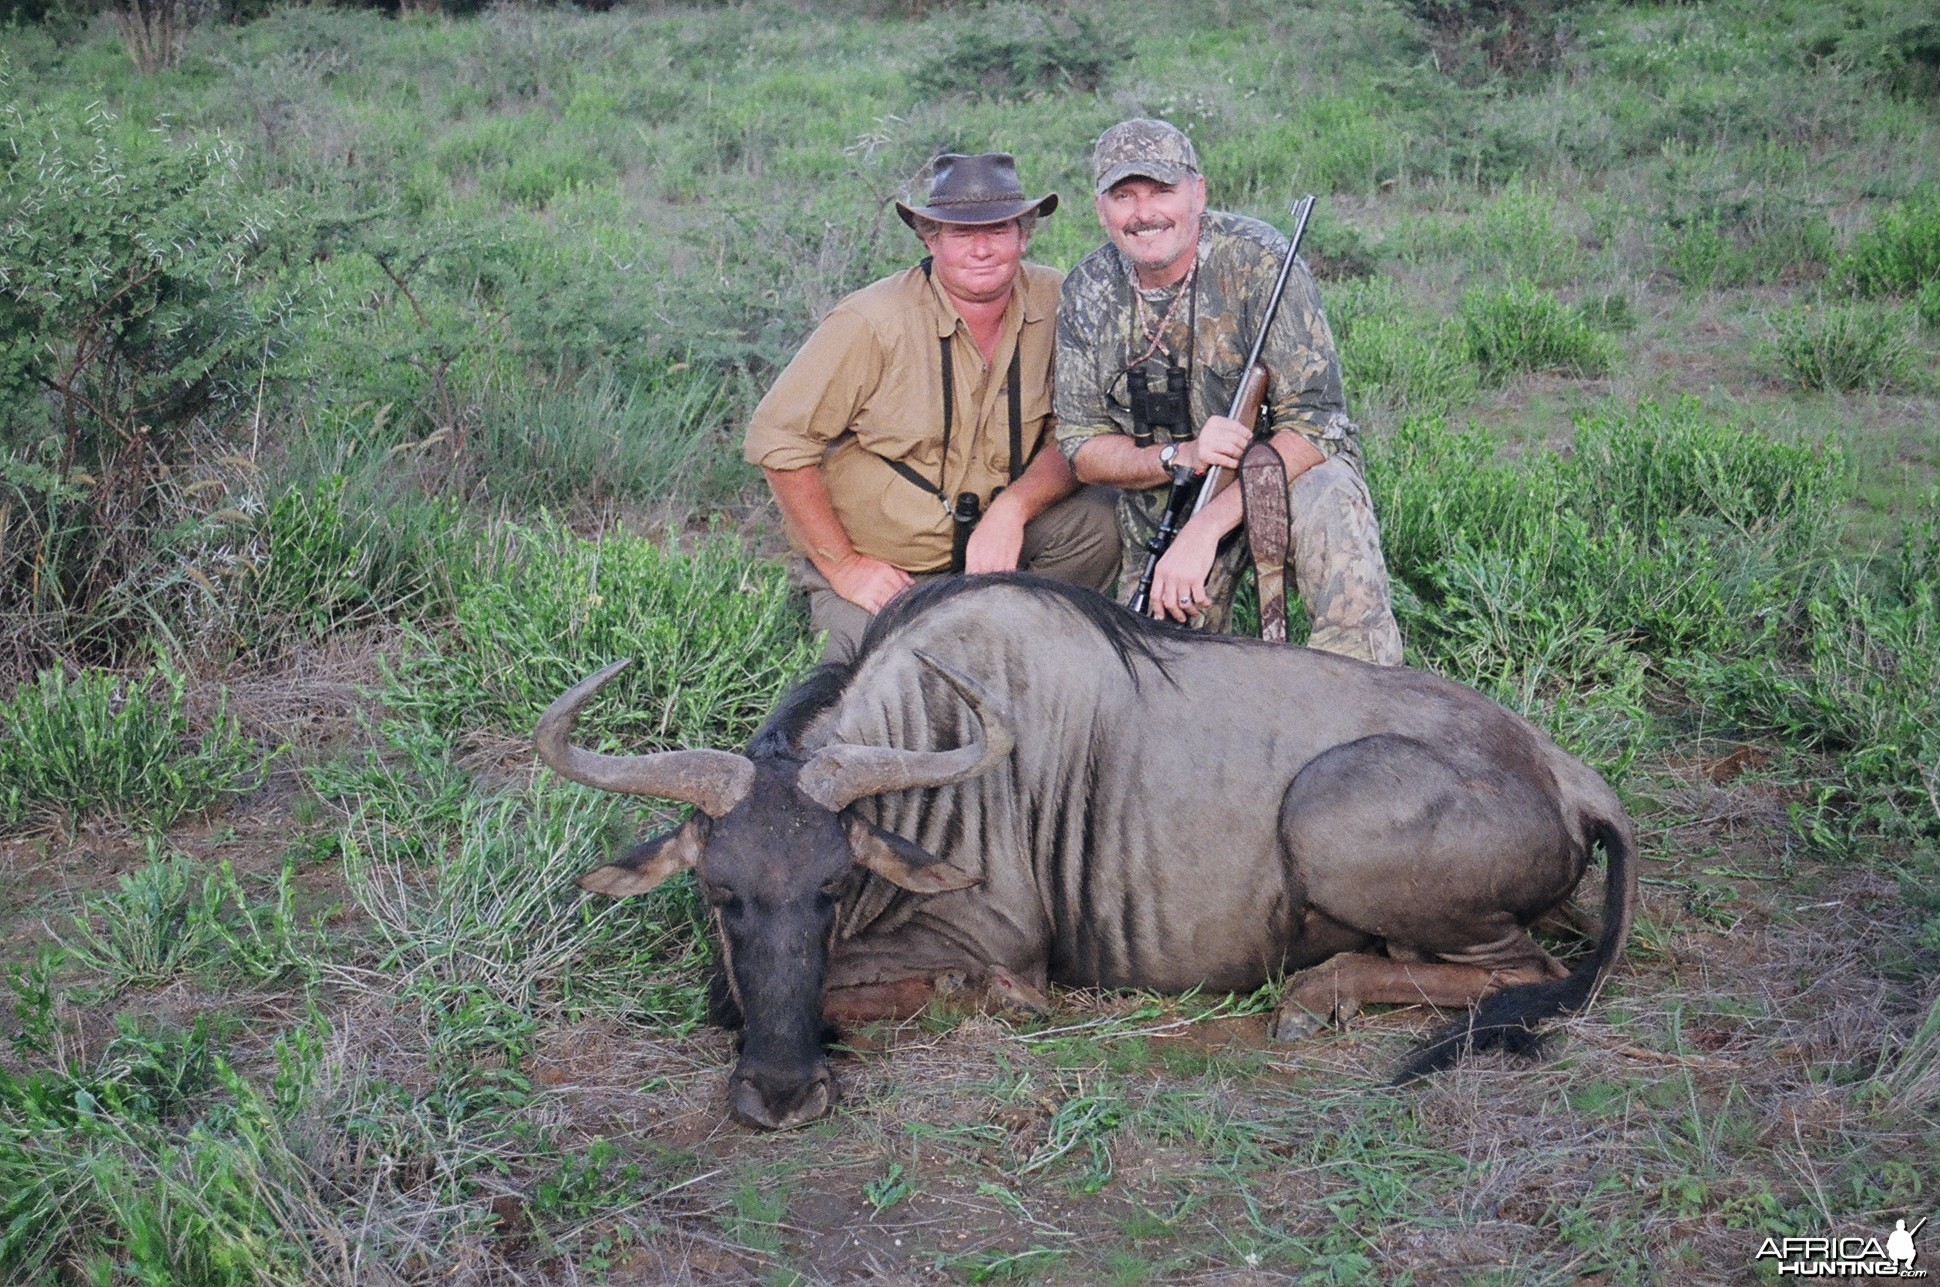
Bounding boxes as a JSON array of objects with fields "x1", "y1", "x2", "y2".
[{"x1": 796, "y1": 485, "x2": 1121, "y2": 663}]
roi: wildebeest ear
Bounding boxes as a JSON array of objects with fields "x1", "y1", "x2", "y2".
[
  {"x1": 580, "y1": 815, "x2": 707, "y2": 897},
  {"x1": 842, "y1": 815, "x2": 980, "y2": 894}
]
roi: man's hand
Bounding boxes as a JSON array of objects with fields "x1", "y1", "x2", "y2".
[
  {"x1": 1148, "y1": 522, "x2": 1219, "y2": 623},
  {"x1": 963, "y1": 501, "x2": 1027, "y2": 574},
  {"x1": 828, "y1": 553, "x2": 914, "y2": 614},
  {"x1": 1185, "y1": 414, "x2": 1251, "y2": 474}
]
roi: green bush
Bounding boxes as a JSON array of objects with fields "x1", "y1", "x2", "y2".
[
  {"x1": 1674, "y1": 556, "x2": 1939, "y2": 847},
  {"x1": 912, "y1": 7, "x2": 1130, "y2": 100},
  {"x1": 0, "y1": 1016, "x2": 315, "y2": 1285},
  {"x1": 61, "y1": 848, "x2": 321, "y2": 989},
  {"x1": 384, "y1": 522, "x2": 818, "y2": 750},
  {"x1": 220, "y1": 475, "x2": 475, "y2": 656},
  {"x1": 1837, "y1": 192, "x2": 1940, "y2": 297},
  {"x1": 1458, "y1": 280, "x2": 1616, "y2": 385},
  {"x1": 1405, "y1": 0, "x2": 1579, "y2": 82},
  {"x1": 460, "y1": 364, "x2": 748, "y2": 511},
  {"x1": 1764, "y1": 299, "x2": 1917, "y2": 393},
  {"x1": 1374, "y1": 401, "x2": 1844, "y2": 668},
  {"x1": 0, "y1": 100, "x2": 297, "y2": 663},
  {"x1": 1331, "y1": 278, "x2": 1479, "y2": 420},
  {"x1": 0, "y1": 663, "x2": 263, "y2": 829}
]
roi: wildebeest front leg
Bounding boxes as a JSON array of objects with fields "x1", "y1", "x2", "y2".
[{"x1": 825, "y1": 920, "x2": 1051, "y2": 1025}]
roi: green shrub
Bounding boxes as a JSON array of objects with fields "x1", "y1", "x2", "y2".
[
  {"x1": 385, "y1": 523, "x2": 818, "y2": 750},
  {"x1": 0, "y1": 663, "x2": 263, "y2": 829},
  {"x1": 1373, "y1": 401, "x2": 1845, "y2": 670},
  {"x1": 220, "y1": 475, "x2": 475, "y2": 656},
  {"x1": 1660, "y1": 216, "x2": 1760, "y2": 290},
  {"x1": 1674, "y1": 557, "x2": 1939, "y2": 847},
  {"x1": 912, "y1": 7, "x2": 1130, "y2": 100},
  {"x1": 1764, "y1": 299, "x2": 1917, "y2": 393},
  {"x1": 1814, "y1": 1, "x2": 1940, "y2": 101},
  {"x1": 1331, "y1": 279, "x2": 1479, "y2": 420},
  {"x1": 460, "y1": 364, "x2": 748, "y2": 511},
  {"x1": 1838, "y1": 192, "x2": 1940, "y2": 297},
  {"x1": 0, "y1": 100, "x2": 299, "y2": 663},
  {"x1": 1406, "y1": 0, "x2": 1579, "y2": 82},
  {"x1": 60, "y1": 848, "x2": 321, "y2": 990},
  {"x1": 1459, "y1": 280, "x2": 1616, "y2": 385},
  {"x1": 0, "y1": 1016, "x2": 316, "y2": 1285},
  {"x1": 1917, "y1": 279, "x2": 1940, "y2": 330}
]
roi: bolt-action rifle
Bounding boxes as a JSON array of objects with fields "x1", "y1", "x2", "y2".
[{"x1": 1125, "y1": 195, "x2": 1318, "y2": 618}]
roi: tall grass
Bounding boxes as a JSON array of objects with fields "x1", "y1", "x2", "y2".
[
  {"x1": 1370, "y1": 400, "x2": 1847, "y2": 776},
  {"x1": 340, "y1": 783, "x2": 710, "y2": 1030},
  {"x1": 385, "y1": 522, "x2": 818, "y2": 750}
]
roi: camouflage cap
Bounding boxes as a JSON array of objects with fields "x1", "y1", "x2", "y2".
[{"x1": 1092, "y1": 118, "x2": 1201, "y2": 195}]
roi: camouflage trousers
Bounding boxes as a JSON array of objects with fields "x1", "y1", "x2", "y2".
[{"x1": 1114, "y1": 457, "x2": 1404, "y2": 665}]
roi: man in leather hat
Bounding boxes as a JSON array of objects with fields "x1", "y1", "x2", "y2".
[
  {"x1": 746, "y1": 152, "x2": 1119, "y2": 661},
  {"x1": 1055, "y1": 119, "x2": 1403, "y2": 664}
]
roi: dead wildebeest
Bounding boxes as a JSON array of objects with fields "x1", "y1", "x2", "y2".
[{"x1": 537, "y1": 575, "x2": 1635, "y2": 1130}]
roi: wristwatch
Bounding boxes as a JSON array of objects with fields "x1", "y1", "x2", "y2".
[{"x1": 1158, "y1": 442, "x2": 1179, "y2": 471}]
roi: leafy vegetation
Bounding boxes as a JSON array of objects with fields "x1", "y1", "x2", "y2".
[
  {"x1": 1, "y1": 0, "x2": 1937, "y2": 1282},
  {"x1": 0, "y1": 663, "x2": 261, "y2": 829}
]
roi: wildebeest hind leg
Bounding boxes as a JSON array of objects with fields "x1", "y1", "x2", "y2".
[{"x1": 1271, "y1": 954, "x2": 1557, "y2": 1042}]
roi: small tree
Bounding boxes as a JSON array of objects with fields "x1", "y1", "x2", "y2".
[
  {"x1": 1, "y1": 97, "x2": 294, "y2": 669},
  {"x1": 111, "y1": 0, "x2": 181, "y2": 73}
]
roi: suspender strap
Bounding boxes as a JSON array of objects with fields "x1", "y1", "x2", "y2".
[
  {"x1": 1007, "y1": 343, "x2": 1023, "y2": 483},
  {"x1": 882, "y1": 330, "x2": 1027, "y2": 499}
]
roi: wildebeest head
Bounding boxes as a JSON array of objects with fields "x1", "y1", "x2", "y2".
[{"x1": 535, "y1": 652, "x2": 1011, "y2": 1130}]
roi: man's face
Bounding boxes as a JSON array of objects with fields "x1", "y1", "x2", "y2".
[
  {"x1": 922, "y1": 219, "x2": 1030, "y2": 308},
  {"x1": 1095, "y1": 174, "x2": 1206, "y2": 288}
]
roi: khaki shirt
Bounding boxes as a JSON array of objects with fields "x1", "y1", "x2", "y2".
[{"x1": 744, "y1": 261, "x2": 1062, "y2": 574}]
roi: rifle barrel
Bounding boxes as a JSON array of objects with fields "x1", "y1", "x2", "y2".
[{"x1": 1187, "y1": 194, "x2": 1317, "y2": 520}]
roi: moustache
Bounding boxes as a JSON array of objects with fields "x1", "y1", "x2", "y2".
[{"x1": 1123, "y1": 219, "x2": 1174, "y2": 235}]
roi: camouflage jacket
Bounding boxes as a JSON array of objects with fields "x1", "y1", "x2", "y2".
[{"x1": 1054, "y1": 210, "x2": 1363, "y2": 539}]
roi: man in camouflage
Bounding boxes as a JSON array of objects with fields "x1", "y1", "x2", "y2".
[{"x1": 1055, "y1": 118, "x2": 1404, "y2": 665}]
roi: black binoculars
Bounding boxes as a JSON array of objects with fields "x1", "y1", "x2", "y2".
[
  {"x1": 1128, "y1": 366, "x2": 1190, "y2": 447},
  {"x1": 949, "y1": 491, "x2": 981, "y2": 574}
]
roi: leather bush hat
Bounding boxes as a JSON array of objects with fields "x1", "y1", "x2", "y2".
[
  {"x1": 1092, "y1": 118, "x2": 1201, "y2": 195},
  {"x1": 896, "y1": 153, "x2": 1059, "y2": 230}
]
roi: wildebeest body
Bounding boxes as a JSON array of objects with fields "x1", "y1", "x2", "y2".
[
  {"x1": 540, "y1": 574, "x2": 1634, "y2": 1129},
  {"x1": 812, "y1": 584, "x2": 1610, "y2": 995}
]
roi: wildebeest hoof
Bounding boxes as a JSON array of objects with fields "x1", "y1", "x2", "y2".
[
  {"x1": 985, "y1": 967, "x2": 1049, "y2": 1017},
  {"x1": 1269, "y1": 1003, "x2": 1329, "y2": 1042}
]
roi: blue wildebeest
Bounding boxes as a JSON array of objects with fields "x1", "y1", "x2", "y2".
[{"x1": 538, "y1": 575, "x2": 1635, "y2": 1130}]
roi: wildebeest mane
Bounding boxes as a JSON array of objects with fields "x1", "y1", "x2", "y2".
[
  {"x1": 746, "y1": 660, "x2": 854, "y2": 759},
  {"x1": 859, "y1": 573, "x2": 1209, "y2": 687}
]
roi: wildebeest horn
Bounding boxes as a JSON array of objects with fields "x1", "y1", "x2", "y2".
[
  {"x1": 797, "y1": 651, "x2": 1014, "y2": 812},
  {"x1": 535, "y1": 659, "x2": 755, "y2": 817}
]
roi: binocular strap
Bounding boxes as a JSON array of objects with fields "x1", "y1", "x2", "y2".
[{"x1": 1239, "y1": 440, "x2": 1292, "y2": 644}]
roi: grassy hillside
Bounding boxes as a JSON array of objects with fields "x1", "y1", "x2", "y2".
[{"x1": 2, "y1": 0, "x2": 1938, "y2": 1282}]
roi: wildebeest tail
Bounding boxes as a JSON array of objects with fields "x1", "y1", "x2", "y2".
[{"x1": 1394, "y1": 815, "x2": 1635, "y2": 1082}]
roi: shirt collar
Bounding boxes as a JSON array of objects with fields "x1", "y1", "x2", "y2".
[{"x1": 919, "y1": 261, "x2": 1036, "y2": 338}]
